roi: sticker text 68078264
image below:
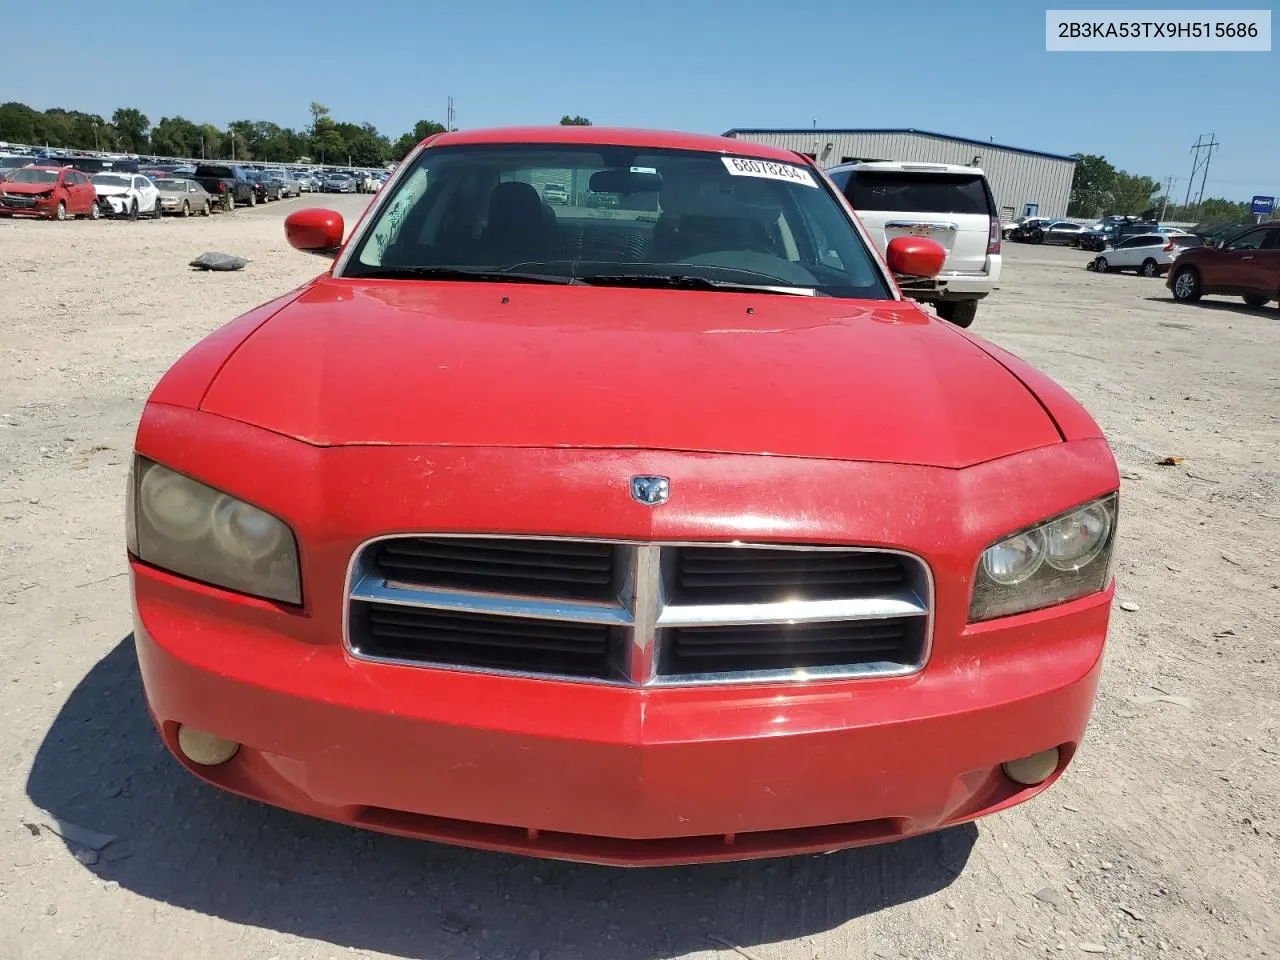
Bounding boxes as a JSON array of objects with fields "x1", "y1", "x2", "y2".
[{"x1": 721, "y1": 157, "x2": 817, "y2": 188}]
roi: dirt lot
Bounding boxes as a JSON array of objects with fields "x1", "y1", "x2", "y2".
[{"x1": 0, "y1": 205, "x2": 1276, "y2": 960}]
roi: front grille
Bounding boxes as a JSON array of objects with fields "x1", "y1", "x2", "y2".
[
  {"x1": 371, "y1": 537, "x2": 619, "y2": 602},
  {"x1": 661, "y1": 619, "x2": 925, "y2": 676},
  {"x1": 670, "y1": 546, "x2": 907, "y2": 604},
  {"x1": 347, "y1": 538, "x2": 931, "y2": 685},
  {"x1": 351, "y1": 603, "x2": 617, "y2": 678}
]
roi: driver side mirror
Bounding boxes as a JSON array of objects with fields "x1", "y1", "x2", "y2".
[
  {"x1": 285, "y1": 208, "x2": 345, "y2": 257},
  {"x1": 885, "y1": 236, "x2": 946, "y2": 278}
]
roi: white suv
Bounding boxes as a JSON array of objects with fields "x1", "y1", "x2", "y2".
[{"x1": 826, "y1": 161, "x2": 1001, "y2": 327}]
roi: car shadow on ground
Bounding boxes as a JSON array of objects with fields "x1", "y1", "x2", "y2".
[
  {"x1": 26, "y1": 637, "x2": 976, "y2": 960},
  {"x1": 1144, "y1": 295, "x2": 1279, "y2": 319}
]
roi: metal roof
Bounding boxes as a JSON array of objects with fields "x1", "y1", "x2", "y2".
[{"x1": 722, "y1": 128, "x2": 1077, "y2": 163}]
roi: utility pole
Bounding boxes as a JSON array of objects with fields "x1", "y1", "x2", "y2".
[
  {"x1": 447, "y1": 96, "x2": 455, "y2": 132},
  {"x1": 1159, "y1": 175, "x2": 1175, "y2": 220},
  {"x1": 1183, "y1": 133, "x2": 1219, "y2": 212}
]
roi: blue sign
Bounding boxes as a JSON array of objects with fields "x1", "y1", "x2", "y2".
[{"x1": 1251, "y1": 195, "x2": 1275, "y2": 216}]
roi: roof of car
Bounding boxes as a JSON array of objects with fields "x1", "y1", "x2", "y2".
[{"x1": 425, "y1": 126, "x2": 806, "y2": 162}]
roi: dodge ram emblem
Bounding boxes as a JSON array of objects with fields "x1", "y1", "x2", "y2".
[{"x1": 630, "y1": 476, "x2": 670, "y2": 506}]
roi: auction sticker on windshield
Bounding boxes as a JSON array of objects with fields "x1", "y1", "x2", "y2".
[{"x1": 721, "y1": 157, "x2": 817, "y2": 188}]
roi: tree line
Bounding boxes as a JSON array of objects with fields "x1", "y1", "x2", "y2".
[
  {"x1": 1068, "y1": 153, "x2": 1256, "y2": 222},
  {"x1": 0, "y1": 100, "x2": 595, "y2": 165}
]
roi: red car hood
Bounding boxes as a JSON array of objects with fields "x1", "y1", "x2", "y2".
[
  {"x1": 200, "y1": 279, "x2": 1061, "y2": 467},
  {"x1": 1, "y1": 181, "x2": 54, "y2": 195}
]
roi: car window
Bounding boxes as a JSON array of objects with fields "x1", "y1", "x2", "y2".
[
  {"x1": 1262, "y1": 229, "x2": 1280, "y2": 250},
  {"x1": 1226, "y1": 230, "x2": 1268, "y2": 251},
  {"x1": 92, "y1": 174, "x2": 131, "y2": 188},
  {"x1": 346, "y1": 144, "x2": 892, "y2": 299},
  {"x1": 8, "y1": 168, "x2": 59, "y2": 184},
  {"x1": 1170, "y1": 235, "x2": 1203, "y2": 248},
  {"x1": 843, "y1": 171, "x2": 994, "y2": 216}
]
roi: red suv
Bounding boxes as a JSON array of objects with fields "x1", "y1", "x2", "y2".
[{"x1": 1168, "y1": 223, "x2": 1280, "y2": 308}]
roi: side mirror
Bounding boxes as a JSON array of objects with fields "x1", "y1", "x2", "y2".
[
  {"x1": 285, "y1": 208, "x2": 345, "y2": 257},
  {"x1": 885, "y1": 236, "x2": 946, "y2": 278}
]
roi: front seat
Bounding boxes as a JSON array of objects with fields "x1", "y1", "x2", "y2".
[{"x1": 478, "y1": 181, "x2": 550, "y2": 264}]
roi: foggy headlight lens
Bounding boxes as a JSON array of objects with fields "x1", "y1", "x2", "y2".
[
  {"x1": 970, "y1": 494, "x2": 1117, "y2": 621},
  {"x1": 127, "y1": 457, "x2": 301, "y2": 604}
]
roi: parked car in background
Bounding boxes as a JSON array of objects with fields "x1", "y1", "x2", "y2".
[
  {"x1": 1035, "y1": 221, "x2": 1090, "y2": 246},
  {"x1": 356, "y1": 171, "x2": 380, "y2": 193},
  {"x1": 272, "y1": 171, "x2": 302, "y2": 198},
  {"x1": 191, "y1": 163, "x2": 256, "y2": 211},
  {"x1": 1093, "y1": 231, "x2": 1203, "y2": 276},
  {"x1": 247, "y1": 171, "x2": 285, "y2": 202},
  {"x1": 1169, "y1": 222, "x2": 1280, "y2": 306},
  {"x1": 1003, "y1": 215, "x2": 1051, "y2": 240},
  {"x1": 1077, "y1": 219, "x2": 1160, "y2": 252},
  {"x1": 826, "y1": 160, "x2": 1001, "y2": 327},
  {"x1": 323, "y1": 172, "x2": 357, "y2": 193},
  {"x1": 0, "y1": 165, "x2": 99, "y2": 219},
  {"x1": 155, "y1": 177, "x2": 213, "y2": 217},
  {"x1": 542, "y1": 182, "x2": 569, "y2": 205},
  {"x1": 92, "y1": 172, "x2": 162, "y2": 219},
  {"x1": 1, "y1": 155, "x2": 34, "y2": 178},
  {"x1": 130, "y1": 125, "x2": 1118, "y2": 867}
]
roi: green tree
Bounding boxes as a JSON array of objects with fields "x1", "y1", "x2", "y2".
[
  {"x1": 394, "y1": 119, "x2": 447, "y2": 159},
  {"x1": 0, "y1": 101, "x2": 45, "y2": 145},
  {"x1": 560, "y1": 115, "x2": 592, "y2": 126},
  {"x1": 151, "y1": 116, "x2": 202, "y2": 157},
  {"x1": 1110, "y1": 171, "x2": 1161, "y2": 216},
  {"x1": 111, "y1": 107, "x2": 150, "y2": 152},
  {"x1": 1067, "y1": 153, "x2": 1117, "y2": 218},
  {"x1": 196, "y1": 123, "x2": 224, "y2": 159}
]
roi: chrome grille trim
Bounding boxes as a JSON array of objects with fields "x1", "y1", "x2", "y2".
[{"x1": 344, "y1": 534, "x2": 934, "y2": 687}]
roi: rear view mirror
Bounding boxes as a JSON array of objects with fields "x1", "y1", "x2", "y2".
[
  {"x1": 286, "y1": 208, "x2": 345, "y2": 256},
  {"x1": 885, "y1": 236, "x2": 946, "y2": 278},
  {"x1": 589, "y1": 168, "x2": 662, "y2": 195}
]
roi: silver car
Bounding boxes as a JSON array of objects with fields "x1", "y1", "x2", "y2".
[
  {"x1": 271, "y1": 171, "x2": 303, "y2": 198},
  {"x1": 155, "y1": 177, "x2": 214, "y2": 217}
]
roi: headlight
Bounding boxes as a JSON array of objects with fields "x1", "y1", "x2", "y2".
[
  {"x1": 126, "y1": 456, "x2": 301, "y2": 604},
  {"x1": 970, "y1": 494, "x2": 1117, "y2": 621}
]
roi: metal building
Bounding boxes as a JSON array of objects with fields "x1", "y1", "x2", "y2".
[{"x1": 723, "y1": 128, "x2": 1077, "y2": 220}]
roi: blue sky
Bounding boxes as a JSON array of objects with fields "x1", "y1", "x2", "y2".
[{"x1": 2, "y1": 0, "x2": 1275, "y2": 200}]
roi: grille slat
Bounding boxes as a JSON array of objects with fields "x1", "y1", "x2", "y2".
[
  {"x1": 356, "y1": 604, "x2": 616, "y2": 678},
  {"x1": 663, "y1": 620, "x2": 921, "y2": 674},
  {"x1": 671, "y1": 547, "x2": 908, "y2": 604},
  {"x1": 373, "y1": 537, "x2": 619, "y2": 602}
]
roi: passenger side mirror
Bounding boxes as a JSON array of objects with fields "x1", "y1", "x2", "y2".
[
  {"x1": 285, "y1": 208, "x2": 345, "y2": 256},
  {"x1": 885, "y1": 236, "x2": 946, "y2": 279}
]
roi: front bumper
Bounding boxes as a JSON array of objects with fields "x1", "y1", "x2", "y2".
[
  {"x1": 0, "y1": 194, "x2": 56, "y2": 216},
  {"x1": 132, "y1": 407, "x2": 1117, "y2": 865}
]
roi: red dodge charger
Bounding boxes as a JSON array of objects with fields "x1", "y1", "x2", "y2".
[{"x1": 129, "y1": 127, "x2": 1118, "y2": 865}]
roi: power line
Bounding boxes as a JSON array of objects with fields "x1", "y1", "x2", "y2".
[{"x1": 1184, "y1": 133, "x2": 1220, "y2": 208}]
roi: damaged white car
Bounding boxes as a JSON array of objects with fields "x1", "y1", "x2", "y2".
[{"x1": 91, "y1": 173, "x2": 161, "y2": 220}]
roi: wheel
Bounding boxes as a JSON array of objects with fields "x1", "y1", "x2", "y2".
[
  {"x1": 89, "y1": 201, "x2": 101, "y2": 221},
  {"x1": 53, "y1": 201, "x2": 67, "y2": 221},
  {"x1": 935, "y1": 300, "x2": 978, "y2": 328},
  {"x1": 224, "y1": 192, "x2": 234, "y2": 213},
  {"x1": 152, "y1": 196, "x2": 163, "y2": 219},
  {"x1": 1242, "y1": 293, "x2": 1270, "y2": 308},
  {"x1": 1171, "y1": 267, "x2": 1202, "y2": 302},
  {"x1": 180, "y1": 200, "x2": 190, "y2": 218},
  {"x1": 202, "y1": 200, "x2": 211, "y2": 216},
  {"x1": 1095, "y1": 256, "x2": 1110, "y2": 273},
  {"x1": 247, "y1": 190, "x2": 256, "y2": 207},
  {"x1": 1141, "y1": 258, "x2": 1159, "y2": 278},
  {"x1": 128, "y1": 199, "x2": 139, "y2": 221}
]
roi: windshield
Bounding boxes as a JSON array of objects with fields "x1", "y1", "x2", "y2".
[
  {"x1": 9, "y1": 168, "x2": 58, "y2": 184},
  {"x1": 157, "y1": 179, "x2": 186, "y2": 191},
  {"x1": 344, "y1": 144, "x2": 890, "y2": 298},
  {"x1": 846, "y1": 171, "x2": 994, "y2": 216},
  {"x1": 92, "y1": 174, "x2": 131, "y2": 188}
]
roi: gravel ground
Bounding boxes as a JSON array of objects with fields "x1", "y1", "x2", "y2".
[{"x1": 1, "y1": 202, "x2": 1276, "y2": 960}]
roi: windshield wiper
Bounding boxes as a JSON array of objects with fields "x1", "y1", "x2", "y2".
[
  {"x1": 350, "y1": 266, "x2": 581, "y2": 285},
  {"x1": 578, "y1": 273, "x2": 816, "y2": 296}
]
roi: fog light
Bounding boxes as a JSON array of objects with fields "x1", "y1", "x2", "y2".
[
  {"x1": 1002, "y1": 748, "x2": 1060, "y2": 786},
  {"x1": 177, "y1": 725, "x2": 239, "y2": 766}
]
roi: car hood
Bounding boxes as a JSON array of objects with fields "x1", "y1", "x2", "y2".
[
  {"x1": 200, "y1": 279, "x2": 1062, "y2": 467},
  {"x1": 1, "y1": 181, "x2": 55, "y2": 195},
  {"x1": 93, "y1": 185, "x2": 132, "y2": 196}
]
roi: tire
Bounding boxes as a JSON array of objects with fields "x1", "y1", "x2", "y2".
[
  {"x1": 128, "y1": 199, "x2": 138, "y2": 221},
  {"x1": 1095, "y1": 256, "x2": 1110, "y2": 273},
  {"x1": 224, "y1": 193, "x2": 235, "y2": 213},
  {"x1": 1171, "y1": 267, "x2": 1202, "y2": 302},
  {"x1": 152, "y1": 196, "x2": 163, "y2": 220},
  {"x1": 1141, "y1": 258, "x2": 1159, "y2": 278},
  {"x1": 89, "y1": 201, "x2": 101, "y2": 221},
  {"x1": 247, "y1": 190, "x2": 256, "y2": 207},
  {"x1": 202, "y1": 200, "x2": 211, "y2": 217},
  {"x1": 935, "y1": 299, "x2": 978, "y2": 328},
  {"x1": 53, "y1": 201, "x2": 67, "y2": 221},
  {"x1": 180, "y1": 200, "x2": 190, "y2": 218},
  {"x1": 1242, "y1": 293, "x2": 1270, "y2": 308}
]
